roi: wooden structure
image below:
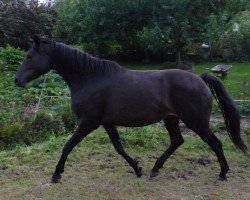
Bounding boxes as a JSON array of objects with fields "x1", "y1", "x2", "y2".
[{"x1": 211, "y1": 64, "x2": 232, "y2": 80}]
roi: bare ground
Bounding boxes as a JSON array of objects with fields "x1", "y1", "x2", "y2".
[{"x1": 0, "y1": 119, "x2": 249, "y2": 200}]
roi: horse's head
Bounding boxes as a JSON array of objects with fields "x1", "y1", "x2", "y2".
[{"x1": 15, "y1": 35, "x2": 52, "y2": 87}]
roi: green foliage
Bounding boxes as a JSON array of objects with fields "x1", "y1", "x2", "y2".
[
  {"x1": 240, "y1": 102, "x2": 250, "y2": 116},
  {"x1": 147, "y1": 0, "x2": 212, "y2": 60},
  {"x1": 205, "y1": 1, "x2": 249, "y2": 61},
  {"x1": 224, "y1": 11, "x2": 250, "y2": 60},
  {"x1": 0, "y1": 0, "x2": 249, "y2": 61},
  {"x1": 53, "y1": 0, "x2": 153, "y2": 57},
  {"x1": 0, "y1": 59, "x2": 73, "y2": 149},
  {"x1": 52, "y1": 0, "x2": 248, "y2": 61},
  {"x1": 31, "y1": 111, "x2": 65, "y2": 134},
  {"x1": 137, "y1": 25, "x2": 168, "y2": 53},
  {"x1": 0, "y1": 45, "x2": 25, "y2": 70},
  {"x1": 60, "y1": 104, "x2": 77, "y2": 132},
  {"x1": 0, "y1": 110, "x2": 66, "y2": 149}
]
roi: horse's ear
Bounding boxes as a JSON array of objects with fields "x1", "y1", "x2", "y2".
[{"x1": 34, "y1": 35, "x2": 40, "y2": 47}]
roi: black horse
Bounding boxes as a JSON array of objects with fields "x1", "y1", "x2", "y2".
[{"x1": 15, "y1": 36, "x2": 246, "y2": 183}]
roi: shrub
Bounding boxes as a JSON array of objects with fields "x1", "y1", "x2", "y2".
[
  {"x1": 240, "y1": 101, "x2": 250, "y2": 116},
  {"x1": 107, "y1": 41, "x2": 122, "y2": 57},
  {"x1": 60, "y1": 105, "x2": 77, "y2": 132},
  {"x1": 162, "y1": 61, "x2": 194, "y2": 72},
  {"x1": 0, "y1": 110, "x2": 66, "y2": 149},
  {"x1": 0, "y1": 45, "x2": 25, "y2": 71},
  {"x1": 31, "y1": 111, "x2": 65, "y2": 135}
]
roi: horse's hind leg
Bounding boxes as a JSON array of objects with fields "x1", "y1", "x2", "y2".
[
  {"x1": 103, "y1": 125, "x2": 142, "y2": 177},
  {"x1": 191, "y1": 127, "x2": 230, "y2": 180},
  {"x1": 150, "y1": 117, "x2": 184, "y2": 177}
]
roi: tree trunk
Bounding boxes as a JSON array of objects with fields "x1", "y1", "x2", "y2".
[{"x1": 175, "y1": 49, "x2": 181, "y2": 64}]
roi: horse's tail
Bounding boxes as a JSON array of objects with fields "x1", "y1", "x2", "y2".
[{"x1": 200, "y1": 73, "x2": 247, "y2": 153}]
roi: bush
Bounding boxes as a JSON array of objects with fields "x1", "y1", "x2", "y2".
[
  {"x1": 0, "y1": 45, "x2": 25, "y2": 71},
  {"x1": 208, "y1": 11, "x2": 250, "y2": 61},
  {"x1": 31, "y1": 111, "x2": 65, "y2": 134},
  {"x1": 0, "y1": 110, "x2": 66, "y2": 149},
  {"x1": 240, "y1": 102, "x2": 250, "y2": 116},
  {"x1": 162, "y1": 61, "x2": 194, "y2": 72},
  {"x1": 107, "y1": 41, "x2": 122, "y2": 57},
  {"x1": 0, "y1": 65, "x2": 72, "y2": 149},
  {"x1": 60, "y1": 105, "x2": 77, "y2": 132}
]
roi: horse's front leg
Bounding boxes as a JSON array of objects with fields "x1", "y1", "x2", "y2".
[
  {"x1": 103, "y1": 124, "x2": 142, "y2": 177},
  {"x1": 51, "y1": 121, "x2": 99, "y2": 183}
]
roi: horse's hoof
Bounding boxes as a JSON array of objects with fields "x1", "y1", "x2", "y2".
[
  {"x1": 218, "y1": 175, "x2": 227, "y2": 181},
  {"x1": 136, "y1": 167, "x2": 143, "y2": 177},
  {"x1": 150, "y1": 169, "x2": 159, "y2": 178},
  {"x1": 51, "y1": 174, "x2": 62, "y2": 184}
]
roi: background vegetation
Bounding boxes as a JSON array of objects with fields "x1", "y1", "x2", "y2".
[{"x1": 0, "y1": 0, "x2": 250, "y2": 61}]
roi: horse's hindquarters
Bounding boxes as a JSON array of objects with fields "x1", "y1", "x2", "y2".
[{"x1": 164, "y1": 71, "x2": 213, "y2": 129}]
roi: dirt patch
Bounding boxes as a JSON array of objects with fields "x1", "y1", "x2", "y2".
[{"x1": 210, "y1": 116, "x2": 250, "y2": 130}]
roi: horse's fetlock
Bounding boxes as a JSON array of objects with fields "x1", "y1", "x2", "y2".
[
  {"x1": 55, "y1": 165, "x2": 64, "y2": 174},
  {"x1": 135, "y1": 167, "x2": 142, "y2": 177},
  {"x1": 154, "y1": 161, "x2": 163, "y2": 169},
  {"x1": 134, "y1": 160, "x2": 139, "y2": 166}
]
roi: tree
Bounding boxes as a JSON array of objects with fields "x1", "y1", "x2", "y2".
[
  {"x1": 0, "y1": 0, "x2": 55, "y2": 49},
  {"x1": 223, "y1": 11, "x2": 250, "y2": 60},
  {"x1": 205, "y1": 0, "x2": 248, "y2": 60},
  {"x1": 53, "y1": 0, "x2": 249, "y2": 61},
  {"x1": 138, "y1": 0, "x2": 227, "y2": 62},
  {"x1": 53, "y1": 0, "x2": 156, "y2": 57}
]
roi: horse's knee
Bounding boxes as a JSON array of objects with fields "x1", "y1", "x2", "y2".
[{"x1": 172, "y1": 137, "x2": 184, "y2": 148}]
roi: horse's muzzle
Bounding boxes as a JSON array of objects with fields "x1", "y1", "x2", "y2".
[{"x1": 14, "y1": 77, "x2": 25, "y2": 87}]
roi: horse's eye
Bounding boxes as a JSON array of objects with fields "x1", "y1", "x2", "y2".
[{"x1": 27, "y1": 55, "x2": 32, "y2": 59}]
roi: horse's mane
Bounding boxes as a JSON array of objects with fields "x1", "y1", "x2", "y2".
[{"x1": 42, "y1": 39, "x2": 124, "y2": 80}]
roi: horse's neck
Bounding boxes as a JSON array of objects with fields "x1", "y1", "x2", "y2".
[
  {"x1": 52, "y1": 62, "x2": 83, "y2": 91},
  {"x1": 50, "y1": 46, "x2": 124, "y2": 90},
  {"x1": 50, "y1": 51, "x2": 83, "y2": 90}
]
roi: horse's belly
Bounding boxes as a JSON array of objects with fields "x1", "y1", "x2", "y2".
[{"x1": 101, "y1": 104, "x2": 173, "y2": 127}]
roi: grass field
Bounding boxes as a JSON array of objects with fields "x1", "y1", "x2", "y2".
[{"x1": 0, "y1": 121, "x2": 249, "y2": 200}]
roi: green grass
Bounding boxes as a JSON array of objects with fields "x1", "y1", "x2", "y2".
[
  {"x1": 0, "y1": 124, "x2": 249, "y2": 200},
  {"x1": 194, "y1": 62, "x2": 250, "y2": 99}
]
